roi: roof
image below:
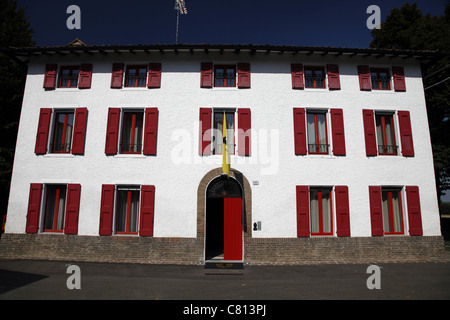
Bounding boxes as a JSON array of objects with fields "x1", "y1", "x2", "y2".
[{"x1": 2, "y1": 40, "x2": 446, "y2": 65}]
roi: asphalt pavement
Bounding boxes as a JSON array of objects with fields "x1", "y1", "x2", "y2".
[{"x1": 1, "y1": 255, "x2": 449, "y2": 302}]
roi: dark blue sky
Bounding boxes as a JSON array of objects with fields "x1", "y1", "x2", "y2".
[{"x1": 17, "y1": 0, "x2": 448, "y2": 48}]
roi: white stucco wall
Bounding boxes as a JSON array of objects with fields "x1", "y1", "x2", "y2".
[{"x1": 5, "y1": 50, "x2": 441, "y2": 238}]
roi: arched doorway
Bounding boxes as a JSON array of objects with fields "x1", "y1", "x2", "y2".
[{"x1": 205, "y1": 175, "x2": 243, "y2": 261}]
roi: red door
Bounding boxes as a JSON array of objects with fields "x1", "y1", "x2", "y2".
[{"x1": 223, "y1": 197, "x2": 243, "y2": 260}]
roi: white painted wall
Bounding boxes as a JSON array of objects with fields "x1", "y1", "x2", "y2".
[{"x1": 5, "y1": 50, "x2": 441, "y2": 238}]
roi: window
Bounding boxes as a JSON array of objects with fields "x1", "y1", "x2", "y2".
[
  {"x1": 304, "y1": 66, "x2": 325, "y2": 89},
  {"x1": 116, "y1": 186, "x2": 140, "y2": 234},
  {"x1": 310, "y1": 188, "x2": 333, "y2": 235},
  {"x1": 105, "y1": 108, "x2": 158, "y2": 156},
  {"x1": 375, "y1": 113, "x2": 397, "y2": 155},
  {"x1": 35, "y1": 108, "x2": 87, "y2": 155},
  {"x1": 370, "y1": 68, "x2": 391, "y2": 90},
  {"x1": 369, "y1": 185, "x2": 423, "y2": 236},
  {"x1": 125, "y1": 65, "x2": 147, "y2": 87},
  {"x1": 99, "y1": 185, "x2": 155, "y2": 236},
  {"x1": 58, "y1": 66, "x2": 80, "y2": 88},
  {"x1": 307, "y1": 111, "x2": 328, "y2": 154},
  {"x1": 43, "y1": 185, "x2": 67, "y2": 233},
  {"x1": 120, "y1": 110, "x2": 144, "y2": 154},
  {"x1": 213, "y1": 110, "x2": 235, "y2": 155},
  {"x1": 201, "y1": 62, "x2": 250, "y2": 89},
  {"x1": 214, "y1": 65, "x2": 236, "y2": 87},
  {"x1": 296, "y1": 185, "x2": 350, "y2": 237},
  {"x1": 51, "y1": 111, "x2": 74, "y2": 153},
  {"x1": 381, "y1": 188, "x2": 404, "y2": 235}
]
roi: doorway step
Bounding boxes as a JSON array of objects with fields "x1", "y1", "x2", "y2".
[{"x1": 204, "y1": 260, "x2": 244, "y2": 275}]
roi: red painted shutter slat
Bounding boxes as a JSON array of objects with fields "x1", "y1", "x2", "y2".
[
  {"x1": 139, "y1": 185, "x2": 155, "y2": 236},
  {"x1": 327, "y1": 64, "x2": 341, "y2": 90},
  {"x1": 238, "y1": 108, "x2": 251, "y2": 156},
  {"x1": 296, "y1": 185, "x2": 310, "y2": 237},
  {"x1": 99, "y1": 184, "x2": 115, "y2": 235},
  {"x1": 199, "y1": 108, "x2": 212, "y2": 155},
  {"x1": 406, "y1": 186, "x2": 423, "y2": 236},
  {"x1": 64, "y1": 184, "x2": 81, "y2": 235},
  {"x1": 363, "y1": 109, "x2": 377, "y2": 156},
  {"x1": 293, "y1": 108, "x2": 307, "y2": 155},
  {"x1": 35, "y1": 108, "x2": 53, "y2": 154},
  {"x1": 72, "y1": 108, "x2": 88, "y2": 155},
  {"x1": 357, "y1": 65, "x2": 372, "y2": 91},
  {"x1": 78, "y1": 64, "x2": 93, "y2": 89},
  {"x1": 148, "y1": 63, "x2": 161, "y2": 88},
  {"x1": 237, "y1": 63, "x2": 251, "y2": 88},
  {"x1": 330, "y1": 108, "x2": 346, "y2": 156},
  {"x1": 335, "y1": 186, "x2": 350, "y2": 237},
  {"x1": 43, "y1": 64, "x2": 57, "y2": 90},
  {"x1": 111, "y1": 63, "x2": 124, "y2": 88},
  {"x1": 369, "y1": 186, "x2": 383, "y2": 236},
  {"x1": 200, "y1": 62, "x2": 213, "y2": 88},
  {"x1": 26, "y1": 183, "x2": 43, "y2": 233},
  {"x1": 143, "y1": 108, "x2": 158, "y2": 155},
  {"x1": 105, "y1": 108, "x2": 121, "y2": 155},
  {"x1": 392, "y1": 66, "x2": 406, "y2": 92},
  {"x1": 398, "y1": 110, "x2": 415, "y2": 157},
  {"x1": 291, "y1": 63, "x2": 304, "y2": 89}
]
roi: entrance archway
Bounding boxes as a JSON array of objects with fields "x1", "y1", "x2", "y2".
[
  {"x1": 205, "y1": 176, "x2": 242, "y2": 260},
  {"x1": 197, "y1": 168, "x2": 252, "y2": 262}
]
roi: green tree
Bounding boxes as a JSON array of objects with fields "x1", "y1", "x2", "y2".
[
  {"x1": 0, "y1": 0, "x2": 34, "y2": 229},
  {"x1": 370, "y1": 3, "x2": 450, "y2": 207}
]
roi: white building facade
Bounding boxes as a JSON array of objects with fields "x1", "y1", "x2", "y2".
[{"x1": 0, "y1": 43, "x2": 446, "y2": 264}]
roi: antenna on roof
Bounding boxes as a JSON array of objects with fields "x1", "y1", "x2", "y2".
[{"x1": 174, "y1": 0, "x2": 188, "y2": 44}]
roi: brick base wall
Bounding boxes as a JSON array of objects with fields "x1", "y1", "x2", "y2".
[
  {"x1": 0, "y1": 234, "x2": 446, "y2": 265},
  {"x1": 244, "y1": 236, "x2": 447, "y2": 265}
]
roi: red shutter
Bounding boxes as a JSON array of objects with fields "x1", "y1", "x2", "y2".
[
  {"x1": 237, "y1": 63, "x2": 251, "y2": 88},
  {"x1": 326, "y1": 64, "x2": 341, "y2": 90},
  {"x1": 139, "y1": 185, "x2": 155, "y2": 236},
  {"x1": 392, "y1": 66, "x2": 406, "y2": 92},
  {"x1": 35, "y1": 108, "x2": 53, "y2": 154},
  {"x1": 291, "y1": 64, "x2": 304, "y2": 89},
  {"x1": 238, "y1": 108, "x2": 251, "y2": 156},
  {"x1": 111, "y1": 63, "x2": 124, "y2": 88},
  {"x1": 398, "y1": 110, "x2": 414, "y2": 157},
  {"x1": 64, "y1": 184, "x2": 81, "y2": 235},
  {"x1": 200, "y1": 62, "x2": 213, "y2": 88},
  {"x1": 72, "y1": 108, "x2": 88, "y2": 155},
  {"x1": 330, "y1": 108, "x2": 346, "y2": 156},
  {"x1": 335, "y1": 186, "x2": 350, "y2": 237},
  {"x1": 406, "y1": 186, "x2": 423, "y2": 236},
  {"x1": 296, "y1": 186, "x2": 310, "y2": 237},
  {"x1": 293, "y1": 108, "x2": 307, "y2": 155},
  {"x1": 362, "y1": 109, "x2": 377, "y2": 156},
  {"x1": 43, "y1": 64, "x2": 57, "y2": 90},
  {"x1": 26, "y1": 183, "x2": 43, "y2": 234},
  {"x1": 357, "y1": 65, "x2": 372, "y2": 91},
  {"x1": 99, "y1": 184, "x2": 115, "y2": 236},
  {"x1": 369, "y1": 186, "x2": 383, "y2": 236},
  {"x1": 199, "y1": 108, "x2": 212, "y2": 155},
  {"x1": 148, "y1": 63, "x2": 161, "y2": 88},
  {"x1": 78, "y1": 64, "x2": 93, "y2": 89},
  {"x1": 143, "y1": 108, "x2": 158, "y2": 155},
  {"x1": 105, "y1": 108, "x2": 121, "y2": 155}
]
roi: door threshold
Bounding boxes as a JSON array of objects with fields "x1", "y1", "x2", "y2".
[{"x1": 204, "y1": 260, "x2": 244, "y2": 269}]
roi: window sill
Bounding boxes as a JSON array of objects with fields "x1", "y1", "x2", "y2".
[
  {"x1": 113, "y1": 154, "x2": 146, "y2": 159},
  {"x1": 119, "y1": 87, "x2": 149, "y2": 92},
  {"x1": 43, "y1": 153, "x2": 76, "y2": 158},
  {"x1": 211, "y1": 87, "x2": 239, "y2": 91},
  {"x1": 112, "y1": 234, "x2": 139, "y2": 238}
]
